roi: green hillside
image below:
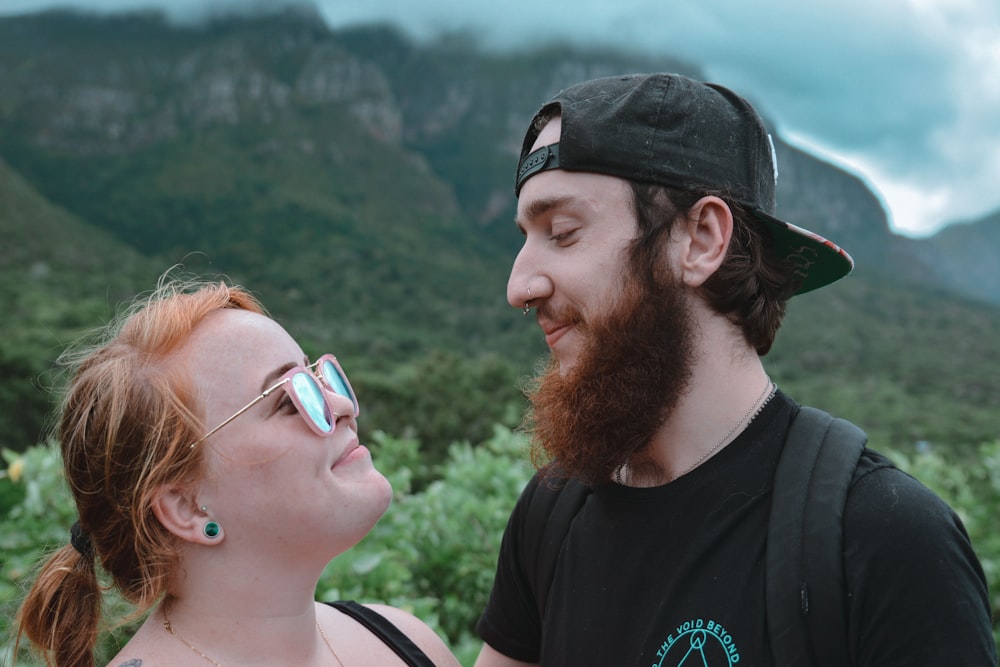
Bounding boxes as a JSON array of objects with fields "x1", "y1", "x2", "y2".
[
  {"x1": 0, "y1": 7, "x2": 997, "y2": 460},
  {"x1": 769, "y1": 272, "x2": 1000, "y2": 451},
  {"x1": 0, "y1": 156, "x2": 530, "y2": 458},
  {"x1": 0, "y1": 160, "x2": 158, "y2": 449}
]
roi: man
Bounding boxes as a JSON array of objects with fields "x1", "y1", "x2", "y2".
[{"x1": 475, "y1": 73, "x2": 996, "y2": 666}]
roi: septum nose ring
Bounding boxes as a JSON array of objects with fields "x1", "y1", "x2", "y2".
[{"x1": 523, "y1": 287, "x2": 532, "y2": 315}]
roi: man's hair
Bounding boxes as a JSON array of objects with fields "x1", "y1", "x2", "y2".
[{"x1": 628, "y1": 182, "x2": 797, "y2": 355}]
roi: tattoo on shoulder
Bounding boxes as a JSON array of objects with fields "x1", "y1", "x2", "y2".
[{"x1": 117, "y1": 660, "x2": 142, "y2": 667}]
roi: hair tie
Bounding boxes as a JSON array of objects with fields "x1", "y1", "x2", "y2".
[{"x1": 70, "y1": 521, "x2": 94, "y2": 560}]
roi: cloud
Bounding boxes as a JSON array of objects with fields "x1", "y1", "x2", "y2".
[
  {"x1": 3, "y1": 0, "x2": 999, "y2": 236},
  {"x1": 313, "y1": 0, "x2": 1000, "y2": 236}
]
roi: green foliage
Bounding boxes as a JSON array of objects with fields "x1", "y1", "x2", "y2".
[
  {"x1": 317, "y1": 428, "x2": 534, "y2": 664},
  {"x1": 0, "y1": 478, "x2": 24, "y2": 521},
  {"x1": 769, "y1": 276, "x2": 1000, "y2": 450},
  {"x1": 0, "y1": 444, "x2": 136, "y2": 666},
  {"x1": 353, "y1": 351, "x2": 528, "y2": 468},
  {"x1": 0, "y1": 444, "x2": 70, "y2": 665},
  {"x1": 0, "y1": 429, "x2": 534, "y2": 666},
  {"x1": 885, "y1": 440, "x2": 1000, "y2": 649},
  {"x1": 0, "y1": 444, "x2": 76, "y2": 592},
  {"x1": 2, "y1": 431, "x2": 1000, "y2": 665}
]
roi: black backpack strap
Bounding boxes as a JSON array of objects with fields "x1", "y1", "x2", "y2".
[
  {"x1": 521, "y1": 476, "x2": 592, "y2": 621},
  {"x1": 766, "y1": 406, "x2": 867, "y2": 667}
]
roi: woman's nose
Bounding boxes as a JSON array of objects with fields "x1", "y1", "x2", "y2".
[{"x1": 325, "y1": 388, "x2": 358, "y2": 421}]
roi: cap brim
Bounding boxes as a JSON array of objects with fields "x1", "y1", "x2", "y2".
[{"x1": 755, "y1": 211, "x2": 854, "y2": 295}]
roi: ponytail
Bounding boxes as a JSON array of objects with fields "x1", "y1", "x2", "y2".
[{"x1": 16, "y1": 544, "x2": 101, "y2": 667}]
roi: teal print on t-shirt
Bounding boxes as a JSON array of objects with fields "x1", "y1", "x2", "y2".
[{"x1": 651, "y1": 618, "x2": 741, "y2": 666}]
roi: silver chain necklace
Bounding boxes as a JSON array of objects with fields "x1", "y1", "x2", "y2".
[{"x1": 615, "y1": 378, "x2": 776, "y2": 486}]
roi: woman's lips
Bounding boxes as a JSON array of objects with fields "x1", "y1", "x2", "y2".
[{"x1": 332, "y1": 440, "x2": 364, "y2": 468}]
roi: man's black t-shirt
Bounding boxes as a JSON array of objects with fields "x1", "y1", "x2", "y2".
[{"x1": 477, "y1": 391, "x2": 996, "y2": 666}]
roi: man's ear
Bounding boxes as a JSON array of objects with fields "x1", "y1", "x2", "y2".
[
  {"x1": 674, "y1": 195, "x2": 733, "y2": 288},
  {"x1": 152, "y1": 484, "x2": 222, "y2": 545}
]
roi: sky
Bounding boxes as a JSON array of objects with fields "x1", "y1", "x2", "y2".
[{"x1": 2, "y1": 0, "x2": 999, "y2": 238}]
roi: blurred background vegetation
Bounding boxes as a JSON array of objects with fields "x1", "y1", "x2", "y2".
[{"x1": 1, "y1": 5, "x2": 998, "y2": 665}]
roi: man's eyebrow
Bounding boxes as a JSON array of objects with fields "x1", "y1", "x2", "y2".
[{"x1": 515, "y1": 195, "x2": 582, "y2": 230}]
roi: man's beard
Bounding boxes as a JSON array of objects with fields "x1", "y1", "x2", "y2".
[{"x1": 524, "y1": 267, "x2": 696, "y2": 486}]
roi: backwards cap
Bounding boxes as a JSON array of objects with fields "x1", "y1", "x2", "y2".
[{"x1": 514, "y1": 73, "x2": 853, "y2": 295}]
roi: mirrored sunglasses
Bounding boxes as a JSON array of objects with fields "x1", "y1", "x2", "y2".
[{"x1": 188, "y1": 354, "x2": 358, "y2": 448}]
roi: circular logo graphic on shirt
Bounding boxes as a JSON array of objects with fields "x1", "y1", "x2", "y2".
[{"x1": 652, "y1": 619, "x2": 741, "y2": 666}]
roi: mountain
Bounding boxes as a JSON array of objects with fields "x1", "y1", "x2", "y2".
[
  {"x1": 0, "y1": 8, "x2": 711, "y2": 362},
  {"x1": 0, "y1": 159, "x2": 152, "y2": 299},
  {"x1": 0, "y1": 7, "x2": 997, "y2": 454},
  {"x1": 771, "y1": 136, "x2": 892, "y2": 270},
  {"x1": 896, "y1": 211, "x2": 1000, "y2": 307},
  {"x1": 0, "y1": 157, "x2": 159, "y2": 449},
  {"x1": 0, "y1": 8, "x2": 528, "y2": 363}
]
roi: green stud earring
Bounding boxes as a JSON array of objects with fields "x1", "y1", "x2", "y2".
[{"x1": 204, "y1": 521, "x2": 221, "y2": 539}]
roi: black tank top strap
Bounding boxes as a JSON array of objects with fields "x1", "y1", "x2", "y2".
[{"x1": 326, "y1": 600, "x2": 437, "y2": 667}]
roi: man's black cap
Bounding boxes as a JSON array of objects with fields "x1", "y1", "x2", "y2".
[{"x1": 515, "y1": 73, "x2": 854, "y2": 295}]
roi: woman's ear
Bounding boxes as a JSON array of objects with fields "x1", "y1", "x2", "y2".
[
  {"x1": 152, "y1": 484, "x2": 224, "y2": 545},
  {"x1": 674, "y1": 195, "x2": 733, "y2": 288}
]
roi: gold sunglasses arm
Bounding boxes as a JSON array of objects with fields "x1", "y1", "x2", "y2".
[{"x1": 187, "y1": 378, "x2": 290, "y2": 449}]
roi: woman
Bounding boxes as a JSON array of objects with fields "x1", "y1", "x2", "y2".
[{"x1": 16, "y1": 278, "x2": 460, "y2": 667}]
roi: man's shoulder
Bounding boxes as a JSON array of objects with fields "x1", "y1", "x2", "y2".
[
  {"x1": 847, "y1": 449, "x2": 958, "y2": 526},
  {"x1": 777, "y1": 402, "x2": 967, "y2": 557},
  {"x1": 779, "y1": 402, "x2": 916, "y2": 501},
  {"x1": 512, "y1": 472, "x2": 591, "y2": 528},
  {"x1": 851, "y1": 446, "x2": 900, "y2": 481}
]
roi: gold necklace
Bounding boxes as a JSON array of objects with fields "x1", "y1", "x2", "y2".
[
  {"x1": 162, "y1": 606, "x2": 345, "y2": 666},
  {"x1": 317, "y1": 620, "x2": 347, "y2": 667},
  {"x1": 615, "y1": 377, "x2": 777, "y2": 485}
]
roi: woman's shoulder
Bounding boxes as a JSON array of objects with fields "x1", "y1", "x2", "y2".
[
  {"x1": 104, "y1": 658, "x2": 146, "y2": 667},
  {"x1": 101, "y1": 613, "x2": 179, "y2": 667},
  {"x1": 324, "y1": 601, "x2": 460, "y2": 667}
]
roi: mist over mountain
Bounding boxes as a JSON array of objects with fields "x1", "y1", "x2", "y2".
[
  {"x1": 3, "y1": 7, "x2": 994, "y2": 298},
  {"x1": 1, "y1": 6, "x2": 998, "y2": 453}
]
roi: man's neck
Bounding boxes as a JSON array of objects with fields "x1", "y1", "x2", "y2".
[{"x1": 627, "y1": 318, "x2": 769, "y2": 487}]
